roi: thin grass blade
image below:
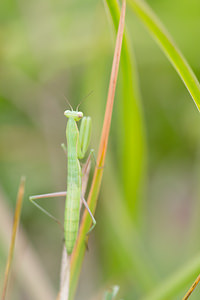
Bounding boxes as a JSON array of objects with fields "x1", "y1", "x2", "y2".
[
  {"x1": 1, "y1": 176, "x2": 25, "y2": 300},
  {"x1": 182, "y1": 274, "x2": 200, "y2": 300}
]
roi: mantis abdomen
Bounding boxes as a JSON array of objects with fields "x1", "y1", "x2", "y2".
[{"x1": 65, "y1": 118, "x2": 82, "y2": 254}]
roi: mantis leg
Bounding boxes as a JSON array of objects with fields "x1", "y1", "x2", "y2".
[
  {"x1": 29, "y1": 192, "x2": 66, "y2": 229},
  {"x1": 87, "y1": 149, "x2": 104, "y2": 169},
  {"x1": 81, "y1": 195, "x2": 96, "y2": 234},
  {"x1": 30, "y1": 191, "x2": 67, "y2": 200},
  {"x1": 90, "y1": 149, "x2": 102, "y2": 169}
]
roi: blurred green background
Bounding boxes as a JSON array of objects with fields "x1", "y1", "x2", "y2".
[{"x1": 1, "y1": 0, "x2": 200, "y2": 299}]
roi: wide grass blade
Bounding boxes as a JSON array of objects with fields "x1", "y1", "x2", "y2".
[
  {"x1": 127, "y1": 0, "x2": 200, "y2": 111},
  {"x1": 1, "y1": 176, "x2": 25, "y2": 300},
  {"x1": 68, "y1": 1, "x2": 126, "y2": 299}
]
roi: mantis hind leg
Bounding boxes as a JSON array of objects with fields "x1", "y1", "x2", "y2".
[
  {"x1": 81, "y1": 195, "x2": 96, "y2": 234},
  {"x1": 29, "y1": 192, "x2": 66, "y2": 230}
]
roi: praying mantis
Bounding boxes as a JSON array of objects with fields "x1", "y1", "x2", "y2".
[{"x1": 30, "y1": 106, "x2": 96, "y2": 255}]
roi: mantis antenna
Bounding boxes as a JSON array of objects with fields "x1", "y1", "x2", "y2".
[
  {"x1": 61, "y1": 93, "x2": 73, "y2": 111},
  {"x1": 76, "y1": 90, "x2": 93, "y2": 111}
]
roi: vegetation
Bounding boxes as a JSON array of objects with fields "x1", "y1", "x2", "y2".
[{"x1": 1, "y1": 0, "x2": 200, "y2": 299}]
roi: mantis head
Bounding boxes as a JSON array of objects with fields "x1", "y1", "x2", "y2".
[{"x1": 64, "y1": 110, "x2": 83, "y2": 121}]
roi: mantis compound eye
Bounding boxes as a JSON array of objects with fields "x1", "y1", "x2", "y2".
[{"x1": 77, "y1": 112, "x2": 83, "y2": 119}]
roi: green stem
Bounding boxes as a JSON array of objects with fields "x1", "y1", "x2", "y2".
[{"x1": 127, "y1": 0, "x2": 200, "y2": 111}]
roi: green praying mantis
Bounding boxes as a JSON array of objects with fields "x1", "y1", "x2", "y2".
[{"x1": 30, "y1": 105, "x2": 96, "y2": 255}]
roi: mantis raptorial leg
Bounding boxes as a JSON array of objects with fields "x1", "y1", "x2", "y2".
[{"x1": 30, "y1": 109, "x2": 96, "y2": 255}]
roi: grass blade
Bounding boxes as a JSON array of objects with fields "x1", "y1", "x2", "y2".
[
  {"x1": 127, "y1": 0, "x2": 200, "y2": 111},
  {"x1": 182, "y1": 274, "x2": 200, "y2": 300},
  {"x1": 68, "y1": 1, "x2": 126, "y2": 299},
  {"x1": 104, "y1": 0, "x2": 158, "y2": 291},
  {"x1": 105, "y1": 0, "x2": 146, "y2": 225},
  {"x1": 1, "y1": 176, "x2": 25, "y2": 300},
  {"x1": 0, "y1": 186, "x2": 56, "y2": 300}
]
